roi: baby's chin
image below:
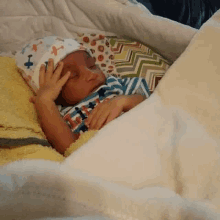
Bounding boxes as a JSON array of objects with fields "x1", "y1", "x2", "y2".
[{"x1": 99, "y1": 71, "x2": 107, "y2": 83}]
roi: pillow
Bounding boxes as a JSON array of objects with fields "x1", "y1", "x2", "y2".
[{"x1": 108, "y1": 37, "x2": 172, "y2": 93}]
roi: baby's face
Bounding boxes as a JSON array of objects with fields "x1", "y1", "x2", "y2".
[{"x1": 56, "y1": 50, "x2": 106, "y2": 106}]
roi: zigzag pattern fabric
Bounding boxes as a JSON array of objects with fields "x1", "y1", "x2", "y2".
[{"x1": 109, "y1": 38, "x2": 172, "y2": 92}]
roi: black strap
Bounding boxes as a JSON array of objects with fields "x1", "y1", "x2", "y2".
[{"x1": 0, "y1": 137, "x2": 51, "y2": 148}]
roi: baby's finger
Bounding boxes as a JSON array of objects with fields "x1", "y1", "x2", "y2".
[
  {"x1": 39, "y1": 64, "x2": 45, "y2": 87},
  {"x1": 85, "y1": 102, "x2": 103, "y2": 125},
  {"x1": 103, "y1": 112, "x2": 116, "y2": 126},
  {"x1": 57, "y1": 71, "x2": 71, "y2": 88},
  {"x1": 45, "y1": 58, "x2": 54, "y2": 81},
  {"x1": 52, "y1": 62, "x2": 64, "y2": 82},
  {"x1": 104, "y1": 106, "x2": 123, "y2": 127},
  {"x1": 92, "y1": 111, "x2": 110, "y2": 130},
  {"x1": 89, "y1": 105, "x2": 108, "y2": 129},
  {"x1": 85, "y1": 112, "x2": 95, "y2": 128}
]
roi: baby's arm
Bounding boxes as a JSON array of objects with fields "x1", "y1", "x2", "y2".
[
  {"x1": 30, "y1": 59, "x2": 80, "y2": 155},
  {"x1": 123, "y1": 94, "x2": 145, "y2": 112},
  {"x1": 35, "y1": 97, "x2": 80, "y2": 155},
  {"x1": 85, "y1": 94, "x2": 146, "y2": 130}
]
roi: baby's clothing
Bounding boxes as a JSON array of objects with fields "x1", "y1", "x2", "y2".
[{"x1": 57, "y1": 75, "x2": 151, "y2": 134}]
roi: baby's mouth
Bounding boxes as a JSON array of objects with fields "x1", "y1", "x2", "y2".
[
  {"x1": 90, "y1": 64, "x2": 97, "y2": 69},
  {"x1": 91, "y1": 84, "x2": 101, "y2": 93},
  {"x1": 90, "y1": 64, "x2": 99, "y2": 71},
  {"x1": 86, "y1": 65, "x2": 100, "y2": 74}
]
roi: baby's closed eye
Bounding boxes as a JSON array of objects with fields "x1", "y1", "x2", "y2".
[{"x1": 68, "y1": 71, "x2": 78, "y2": 79}]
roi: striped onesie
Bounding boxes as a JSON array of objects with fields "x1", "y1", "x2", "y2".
[{"x1": 57, "y1": 75, "x2": 151, "y2": 134}]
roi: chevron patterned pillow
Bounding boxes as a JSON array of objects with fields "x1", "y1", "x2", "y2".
[{"x1": 108, "y1": 37, "x2": 172, "y2": 93}]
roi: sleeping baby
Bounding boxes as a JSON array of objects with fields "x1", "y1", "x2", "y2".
[{"x1": 16, "y1": 36, "x2": 151, "y2": 155}]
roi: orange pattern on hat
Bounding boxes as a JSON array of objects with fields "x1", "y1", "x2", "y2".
[
  {"x1": 32, "y1": 42, "x2": 43, "y2": 52},
  {"x1": 51, "y1": 45, "x2": 64, "y2": 56}
]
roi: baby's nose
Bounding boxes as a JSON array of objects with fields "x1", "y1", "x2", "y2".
[
  {"x1": 83, "y1": 66, "x2": 99, "y2": 81},
  {"x1": 86, "y1": 72, "x2": 99, "y2": 81}
]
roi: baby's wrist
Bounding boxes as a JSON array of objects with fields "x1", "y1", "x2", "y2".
[
  {"x1": 36, "y1": 95, "x2": 54, "y2": 102},
  {"x1": 123, "y1": 94, "x2": 145, "y2": 112},
  {"x1": 35, "y1": 96, "x2": 55, "y2": 108},
  {"x1": 122, "y1": 95, "x2": 132, "y2": 112}
]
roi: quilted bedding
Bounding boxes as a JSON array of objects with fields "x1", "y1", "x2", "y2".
[{"x1": 1, "y1": 0, "x2": 220, "y2": 220}]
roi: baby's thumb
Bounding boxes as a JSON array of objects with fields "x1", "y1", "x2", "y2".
[{"x1": 29, "y1": 96, "x2": 36, "y2": 104}]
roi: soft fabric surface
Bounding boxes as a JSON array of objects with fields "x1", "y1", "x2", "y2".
[
  {"x1": 109, "y1": 37, "x2": 171, "y2": 92},
  {"x1": 63, "y1": 6, "x2": 220, "y2": 210},
  {"x1": 2, "y1": 0, "x2": 220, "y2": 220},
  {"x1": 0, "y1": 145, "x2": 64, "y2": 166},
  {"x1": 0, "y1": 56, "x2": 64, "y2": 164},
  {"x1": 64, "y1": 130, "x2": 98, "y2": 157},
  {"x1": 35, "y1": 217, "x2": 114, "y2": 220},
  {"x1": 0, "y1": 57, "x2": 49, "y2": 145},
  {"x1": 0, "y1": 129, "x2": 98, "y2": 166},
  {"x1": 0, "y1": 0, "x2": 197, "y2": 62},
  {"x1": 1, "y1": 160, "x2": 220, "y2": 220}
]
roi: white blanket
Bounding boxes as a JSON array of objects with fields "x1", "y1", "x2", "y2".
[{"x1": 1, "y1": 0, "x2": 220, "y2": 220}]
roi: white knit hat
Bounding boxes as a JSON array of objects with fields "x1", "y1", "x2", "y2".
[{"x1": 15, "y1": 35, "x2": 93, "y2": 94}]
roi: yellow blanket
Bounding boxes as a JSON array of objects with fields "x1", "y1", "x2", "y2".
[{"x1": 0, "y1": 57, "x2": 98, "y2": 166}]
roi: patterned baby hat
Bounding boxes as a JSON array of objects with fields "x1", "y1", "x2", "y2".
[{"x1": 15, "y1": 35, "x2": 94, "y2": 94}]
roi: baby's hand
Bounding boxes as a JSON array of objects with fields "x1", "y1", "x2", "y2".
[
  {"x1": 29, "y1": 59, "x2": 70, "y2": 104},
  {"x1": 85, "y1": 96, "x2": 127, "y2": 130}
]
